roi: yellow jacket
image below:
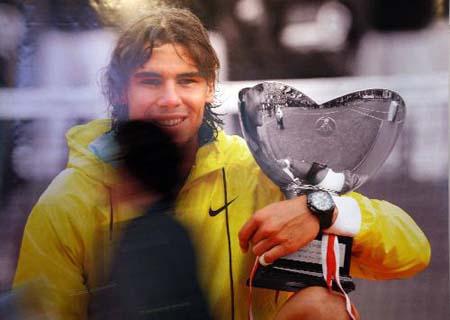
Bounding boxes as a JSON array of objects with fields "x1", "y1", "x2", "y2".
[{"x1": 13, "y1": 119, "x2": 430, "y2": 319}]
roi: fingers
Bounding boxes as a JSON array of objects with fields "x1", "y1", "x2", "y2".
[
  {"x1": 239, "y1": 210, "x2": 278, "y2": 252},
  {"x1": 260, "y1": 244, "x2": 292, "y2": 265},
  {"x1": 259, "y1": 254, "x2": 271, "y2": 266},
  {"x1": 250, "y1": 216, "x2": 284, "y2": 245},
  {"x1": 238, "y1": 216, "x2": 260, "y2": 252},
  {"x1": 252, "y1": 238, "x2": 278, "y2": 256}
]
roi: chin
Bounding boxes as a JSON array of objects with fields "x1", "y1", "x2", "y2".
[{"x1": 173, "y1": 134, "x2": 198, "y2": 147}]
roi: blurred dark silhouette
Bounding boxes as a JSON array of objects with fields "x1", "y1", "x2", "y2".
[
  {"x1": 115, "y1": 121, "x2": 183, "y2": 197},
  {"x1": 90, "y1": 121, "x2": 210, "y2": 320}
]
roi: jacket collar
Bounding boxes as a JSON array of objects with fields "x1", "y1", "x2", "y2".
[
  {"x1": 78, "y1": 120, "x2": 228, "y2": 192},
  {"x1": 180, "y1": 130, "x2": 227, "y2": 192}
]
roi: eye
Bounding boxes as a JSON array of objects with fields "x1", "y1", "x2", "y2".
[
  {"x1": 140, "y1": 78, "x2": 161, "y2": 86},
  {"x1": 178, "y1": 78, "x2": 198, "y2": 85}
]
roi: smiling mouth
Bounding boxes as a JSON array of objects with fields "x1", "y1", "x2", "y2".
[{"x1": 153, "y1": 118, "x2": 185, "y2": 127}]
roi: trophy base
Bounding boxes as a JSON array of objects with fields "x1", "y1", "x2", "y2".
[
  {"x1": 248, "y1": 265, "x2": 355, "y2": 293},
  {"x1": 247, "y1": 235, "x2": 355, "y2": 293}
]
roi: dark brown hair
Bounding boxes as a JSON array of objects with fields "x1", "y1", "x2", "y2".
[{"x1": 103, "y1": 7, "x2": 223, "y2": 139}]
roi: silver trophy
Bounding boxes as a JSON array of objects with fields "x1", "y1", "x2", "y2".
[{"x1": 238, "y1": 82, "x2": 405, "y2": 292}]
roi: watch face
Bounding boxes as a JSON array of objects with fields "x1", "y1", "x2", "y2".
[{"x1": 310, "y1": 191, "x2": 334, "y2": 211}]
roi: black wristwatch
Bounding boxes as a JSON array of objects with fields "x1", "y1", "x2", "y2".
[{"x1": 306, "y1": 190, "x2": 335, "y2": 229}]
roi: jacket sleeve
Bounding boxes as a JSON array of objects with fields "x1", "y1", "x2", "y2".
[
  {"x1": 13, "y1": 194, "x2": 90, "y2": 320},
  {"x1": 251, "y1": 165, "x2": 430, "y2": 280},
  {"x1": 348, "y1": 192, "x2": 431, "y2": 280}
]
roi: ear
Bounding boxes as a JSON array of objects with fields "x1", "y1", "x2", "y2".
[{"x1": 205, "y1": 82, "x2": 215, "y2": 103}]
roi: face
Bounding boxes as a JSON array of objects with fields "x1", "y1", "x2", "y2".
[
  {"x1": 244, "y1": 88, "x2": 264, "y2": 127},
  {"x1": 126, "y1": 43, "x2": 214, "y2": 147}
]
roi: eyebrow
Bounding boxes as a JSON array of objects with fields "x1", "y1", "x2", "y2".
[
  {"x1": 133, "y1": 71, "x2": 204, "y2": 79},
  {"x1": 133, "y1": 71, "x2": 160, "y2": 78}
]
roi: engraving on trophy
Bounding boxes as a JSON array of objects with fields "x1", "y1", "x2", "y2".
[
  {"x1": 282, "y1": 240, "x2": 346, "y2": 267},
  {"x1": 315, "y1": 116, "x2": 336, "y2": 136}
]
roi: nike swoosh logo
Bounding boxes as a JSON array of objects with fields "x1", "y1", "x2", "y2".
[{"x1": 209, "y1": 197, "x2": 238, "y2": 217}]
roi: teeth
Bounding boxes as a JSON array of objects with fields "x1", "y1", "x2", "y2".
[{"x1": 155, "y1": 118, "x2": 184, "y2": 127}]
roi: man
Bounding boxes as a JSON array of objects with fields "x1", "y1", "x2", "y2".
[
  {"x1": 13, "y1": 7, "x2": 430, "y2": 320},
  {"x1": 275, "y1": 106, "x2": 284, "y2": 129}
]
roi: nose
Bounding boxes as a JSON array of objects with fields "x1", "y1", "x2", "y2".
[{"x1": 157, "y1": 82, "x2": 181, "y2": 109}]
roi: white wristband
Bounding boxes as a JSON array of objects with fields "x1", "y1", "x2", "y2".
[{"x1": 324, "y1": 196, "x2": 361, "y2": 237}]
